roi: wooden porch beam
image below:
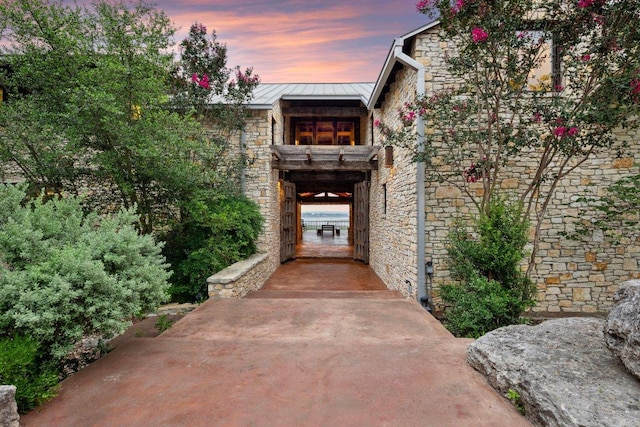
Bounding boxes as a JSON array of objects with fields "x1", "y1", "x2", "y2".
[{"x1": 272, "y1": 160, "x2": 378, "y2": 171}]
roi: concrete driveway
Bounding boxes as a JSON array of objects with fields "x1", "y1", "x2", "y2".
[{"x1": 21, "y1": 259, "x2": 530, "y2": 426}]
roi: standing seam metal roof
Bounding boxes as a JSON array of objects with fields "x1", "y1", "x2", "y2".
[{"x1": 248, "y1": 82, "x2": 375, "y2": 109}]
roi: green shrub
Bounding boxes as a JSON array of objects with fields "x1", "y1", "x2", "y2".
[
  {"x1": 440, "y1": 275, "x2": 527, "y2": 338},
  {"x1": 162, "y1": 193, "x2": 263, "y2": 302},
  {"x1": 0, "y1": 335, "x2": 59, "y2": 413},
  {"x1": 442, "y1": 196, "x2": 535, "y2": 337},
  {"x1": 0, "y1": 184, "x2": 171, "y2": 360}
]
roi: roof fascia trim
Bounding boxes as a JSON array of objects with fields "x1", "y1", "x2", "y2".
[{"x1": 367, "y1": 20, "x2": 440, "y2": 110}]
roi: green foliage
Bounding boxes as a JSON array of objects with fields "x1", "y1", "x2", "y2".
[
  {"x1": 566, "y1": 173, "x2": 640, "y2": 245},
  {"x1": 506, "y1": 388, "x2": 525, "y2": 415},
  {"x1": 154, "y1": 314, "x2": 173, "y2": 333},
  {"x1": 0, "y1": 1, "x2": 258, "y2": 235},
  {"x1": 440, "y1": 275, "x2": 526, "y2": 338},
  {"x1": 0, "y1": 335, "x2": 59, "y2": 413},
  {"x1": 162, "y1": 193, "x2": 263, "y2": 302},
  {"x1": 0, "y1": 184, "x2": 170, "y2": 360},
  {"x1": 442, "y1": 197, "x2": 535, "y2": 337}
]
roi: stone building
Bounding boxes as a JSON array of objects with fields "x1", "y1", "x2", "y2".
[{"x1": 229, "y1": 20, "x2": 639, "y2": 314}]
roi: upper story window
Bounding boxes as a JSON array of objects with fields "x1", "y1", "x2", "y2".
[
  {"x1": 518, "y1": 30, "x2": 561, "y2": 92},
  {"x1": 293, "y1": 118, "x2": 359, "y2": 145}
]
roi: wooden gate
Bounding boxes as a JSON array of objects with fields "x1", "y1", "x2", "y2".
[
  {"x1": 353, "y1": 181, "x2": 370, "y2": 264},
  {"x1": 280, "y1": 181, "x2": 296, "y2": 263}
]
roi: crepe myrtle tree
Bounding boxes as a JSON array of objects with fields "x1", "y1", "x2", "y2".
[
  {"x1": 377, "y1": 0, "x2": 640, "y2": 274},
  {"x1": 171, "y1": 22, "x2": 259, "y2": 133},
  {"x1": 169, "y1": 22, "x2": 260, "y2": 198}
]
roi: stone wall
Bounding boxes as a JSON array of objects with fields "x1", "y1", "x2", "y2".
[
  {"x1": 207, "y1": 253, "x2": 271, "y2": 298},
  {"x1": 373, "y1": 25, "x2": 640, "y2": 313},
  {"x1": 241, "y1": 107, "x2": 282, "y2": 278},
  {"x1": 370, "y1": 67, "x2": 421, "y2": 299}
]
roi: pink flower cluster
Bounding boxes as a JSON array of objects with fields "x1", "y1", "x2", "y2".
[
  {"x1": 236, "y1": 70, "x2": 260, "y2": 85},
  {"x1": 553, "y1": 126, "x2": 579, "y2": 138},
  {"x1": 631, "y1": 79, "x2": 640, "y2": 95},
  {"x1": 472, "y1": 27, "x2": 489, "y2": 43},
  {"x1": 191, "y1": 73, "x2": 210, "y2": 89},
  {"x1": 451, "y1": 0, "x2": 465, "y2": 13},
  {"x1": 191, "y1": 23, "x2": 207, "y2": 35},
  {"x1": 416, "y1": 0, "x2": 435, "y2": 12},
  {"x1": 578, "y1": 0, "x2": 594, "y2": 7},
  {"x1": 463, "y1": 157, "x2": 493, "y2": 183}
]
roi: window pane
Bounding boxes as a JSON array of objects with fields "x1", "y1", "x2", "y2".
[
  {"x1": 521, "y1": 31, "x2": 553, "y2": 91},
  {"x1": 337, "y1": 121, "x2": 354, "y2": 145},
  {"x1": 296, "y1": 121, "x2": 313, "y2": 145},
  {"x1": 316, "y1": 121, "x2": 334, "y2": 145}
]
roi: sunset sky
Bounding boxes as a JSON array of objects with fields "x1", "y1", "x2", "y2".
[{"x1": 156, "y1": 1, "x2": 430, "y2": 83}]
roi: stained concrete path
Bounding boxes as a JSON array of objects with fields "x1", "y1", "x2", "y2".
[{"x1": 21, "y1": 259, "x2": 530, "y2": 426}]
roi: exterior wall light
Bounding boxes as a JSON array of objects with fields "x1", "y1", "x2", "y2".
[{"x1": 384, "y1": 145, "x2": 394, "y2": 167}]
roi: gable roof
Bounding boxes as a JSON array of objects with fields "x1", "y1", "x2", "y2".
[
  {"x1": 247, "y1": 83, "x2": 375, "y2": 109},
  {"x1": 368, "y1": 19, "x2": 441, "y2": 110}
]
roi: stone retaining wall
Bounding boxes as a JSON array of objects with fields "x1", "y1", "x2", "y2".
[
  {"x1": 206, "y1": 253, "x2": 272, "y2": 298},
  {"x1": 0, "y1": 385, "x2": 19, "y2": 427}
]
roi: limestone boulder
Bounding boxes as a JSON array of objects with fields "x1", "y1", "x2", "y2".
[
  {"x1": 0, "y1": 385, "x2": 19, "y2": 427},
  {"x1": 604, "y1": 280, "x2": 640, "y2": 380},
  {"x1": 467, "y1": 318, "x2": 640, "y2": 427}
]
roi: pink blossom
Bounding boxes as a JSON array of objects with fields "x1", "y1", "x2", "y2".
[
  {"x1": 533, "y1": 112, "x2": 542, "y2": 123},
  {"x1": 402, "y1": 111, "x2": 417, "y2": 123},
  {"x1": 191, "y1": 73, "x2": 199, "y2": 82},
  {"x1": 198, "y1": 74, "x2": 210, "y2": 89},
  {"x1": 554, "y1": 126, "x2": 567, "y2": 137},
  {"x1": 631, "y1": 79, "x2": 640, "y2": 95},
  {"x1": 567, "y1": 127, "x2": 579, "y2": 137},
  {"x1": 374, "y1": 119, "x2": 381, "y2": 128},
  {"x1": 416, "y1": 0, "x2": 434, "y2": 12},
  {"x1": 451, "y1": 0, "x2": 465, "y2": 13},
  {"x1": 472, "y1": 27, "x2": 489, "y2": 43},
  {"x1": 555, "y1": 84, "x2": 564, "y2": 92},
  {"x1": 593, "y1": 14, "x2": 604, "y2": 25},
  {"x1": 581, "y1": 54, "x2": 591, "y2": 61},
  {"x1": 578, "y1": 0, "x2": 593, "y2": 7}
]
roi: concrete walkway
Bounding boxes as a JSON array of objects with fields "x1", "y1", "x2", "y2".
[{"x1": 21, "y1": 259, "x2": 530, "y2": 426}]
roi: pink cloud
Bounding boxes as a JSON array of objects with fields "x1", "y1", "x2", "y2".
[{"x1": 152, "y1": 1, "x2": 427, "y2": 82}]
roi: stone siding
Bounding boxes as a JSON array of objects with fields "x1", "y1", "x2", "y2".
[
  {"x1": 370, "y1": 66, "x2": 420, "y2": 299},
  {"x1": 207, "y1": 253, "x2": 271, "y2": 298},
  {"x1": 239, "y1": 107, "x2": 282, "y2": 278},
  {"x1": 373, "y1": 26, "x2": 640, "y2": 313}
]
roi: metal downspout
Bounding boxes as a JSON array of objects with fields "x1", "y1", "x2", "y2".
[{"x1": 394, "y1": 44, "x2": 427, "y2": 307}]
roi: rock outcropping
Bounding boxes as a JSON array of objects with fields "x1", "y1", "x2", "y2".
[
  {"x1": 467, "y1": 318, "x2": 640, "y2": 427},
  {"x1": 0, "y1": 385, "x2": 19, "y2": 427},
  {"x1": 604, "y1": 280, "x2": 640, "y2": 380}
]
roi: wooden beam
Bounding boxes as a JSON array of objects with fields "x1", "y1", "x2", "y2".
[
  {"x1": 272, "y1": 160, "x2": 378, "y2": 171},
  {"x1": 270, "y1": 147, "x2": 281, "y2": 160},
  {"x1": 366, "y1": 148, "x2": 379, "y2": 161}
]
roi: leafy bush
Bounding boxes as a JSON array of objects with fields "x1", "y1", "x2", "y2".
[
  {"x1": 440, "y1": 275, "x2": 526, "y2": 338},
  {"x1": 442, "y1": 196, "x2": 535, "y2": 337},
  {"x1": 162, "y1": 193, "x2": 263, "y2": 302},
  {"x1": 0, "y1": 335, "x2": 59, "y2": 413},
  {"x1": 0, "y1": 184, "x2": 171, "y2": 360}
]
